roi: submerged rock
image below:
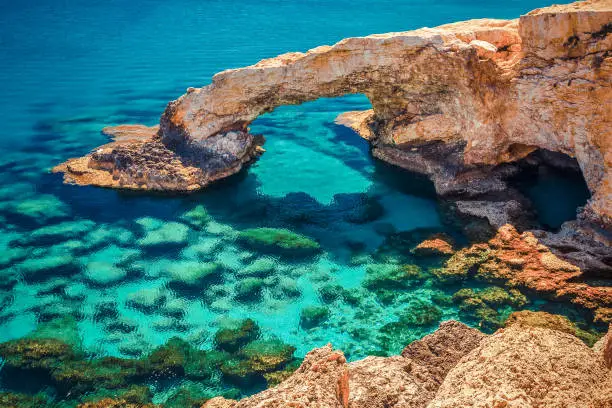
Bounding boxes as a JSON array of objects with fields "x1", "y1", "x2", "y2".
[
  {"x1": 137, "y1": 220, "x2": 190, "y2": 247},
  {"x1": 234, "y1": 278, "x2": 264, "y2": 302},
  {"x1": 214, "y1": 319, "x2": 260, "y2": 353},
  {"x1": 8, "y1": 194, "x2": 69, "y2": 223},
  {"x1": 166, "y1": 261, "x2": 221, "y2": 291},
  {"x1": 84, "y1": 261, "x2": 127, "y2": 286},
  {"x1": 126, "y1": 287, "x2": 167, "y2": 313},
  {"x1": 180, "y1": 205, "x2": 212, "y2": 229},
  {"x1": 504, "y1": 310, "x2": 602, "y2": 347},
  {"x1": 300, "y1": 306, "x2": 329, "y2": 329},
  {"x1": 237, "y1": 228, "x2": 320, "y2": 257},
  {"x1": 428, "y1": 325, "x2": 607, "y2": 408}
]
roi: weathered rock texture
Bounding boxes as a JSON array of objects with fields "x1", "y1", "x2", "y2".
[
  {"x1": 54, "y1": 0, "x2": 612, "y2": 233},
  {"x1": 434, "y1": 224, "x2": 612, "y2": 323},
  {"x1": 201, "y1": 319, "x2": 611, "y2": 408},
  {"x1": 204, "y1": 344, "x2": 349, "y2": 408},
  {"x1": 428, "y1": 325, "x2": 607, "y2": 408}
]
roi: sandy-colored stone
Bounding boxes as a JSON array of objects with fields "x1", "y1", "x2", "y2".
[
  {"x1": 412, "y1": 238, "x2": 454, "y2": 257},
  {"x1": 202, "y1": 344, "x2": 349, "y2": 408},
  {"x1": 401, "y1": 320, "x2": 486, "y2": 382},
  {"x1": 348, "y1": 321, "x2": 484, "y2": 408},
  {"x1": 427, "y1": 326, "x2": 608, "y2": 408}
]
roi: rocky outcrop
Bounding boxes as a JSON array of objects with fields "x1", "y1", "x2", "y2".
[
  {"x1": 203, "y1": 345, "x2": 349, "y2": 408},
  {"x1": 201, "y1": 319, "x2": 611, "y2": 408},
  {"x1": 412, "y1": 238, "x2": 455, "y2": 257},
  {"x1": 349, "y1": 321, "x2": 484, "y2": 408},
  {"x1": 434, "y1": 224, "x2": 612, "y2": 323},
  {"x1": 428, "y1": 325, "x2": 607, "y2": 408},
  {"x1": 53, "y1": 125, "x2": 263, "y2": 191},
  {"x1": 54, "y1": 0, "x2": 612, "y2": 233}
]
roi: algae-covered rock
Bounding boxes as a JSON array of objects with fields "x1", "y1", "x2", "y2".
[
  {"x1": 181, "y1": 205, "x2": 212, "y2": 229},
  {"x1": 30, "y1": 315, "x2": 83, "y2": 350},
  {"x1": 80, "y1": 385, "x2": 153, "y2": 406},
  {"x1": 430, "y1": 291, "x2": 454, "y2": 307},
  {"x1": 362, "y1": 264, "x2": 424, "y2": 291},
  {"x1": 84, "y1": 261, "x2": 127, "y2": 286},
  {"x1": 51, "y1": 357, "x2": 148, "y2": 396},
  {"x1": 235, "y1": 278, "x2": 264, "y2": 302},
  {"x1": 318, "y1": 283, "x2": 345, "y2": 303},
  {"x1": 137, "y1": 220, "x2": 190, "y2": 247},
  {"x1": 237, "y1": 228, "x2": 320, "y2": 257},
  {"x1": 263, "y1": 358, "x2": 302, "y2": 387},
  {"x1": 238, "y1": 338, "x2": 296, "y2": 373},
  {"x1": 146, "y1": 337, "x2": 190, "y2": 376},
  {"x1": 300, "y1": 306, "x2": 329, "y2": 329},
  {"x1": 0, "y1": 392, "x2": 49, "y2": 408},
  {"x1": 397, "y1": 300, "x2": 443, "y2": 326},
  {"x1": 0, "y1": 337, "x2": 77, "y2": 372},
  {"x1": 505, "y1": 310, "x2": 603, "y2": 347},
  {"x1": 167, "y1": 261, "x2": 221, "y2": 291},
  {"x1": 432, "y1": 244, "x2": 491, "y2": 283},
  {"x1": 77, "y1": 398, "x2": 157, "y2": 408},
  {"x1": 10, "y1": 194, "x2": 69, "y2": 223},
  {"x1": 214, "y1": 318, "x2": 260, "y2": 352},
  {"x1": 164, "y1": 384, "x2": 210, "y2": 408},
  {"x1": 452, "y1": 286, "x2": 529, "y2": 332},
  {"x1": 126, "y1": 287, "x2": 167, "y2": 313}
]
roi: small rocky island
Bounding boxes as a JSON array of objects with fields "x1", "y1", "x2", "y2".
[{"x1": 46, "y1": 0, "x2": 612, "y2": 406}]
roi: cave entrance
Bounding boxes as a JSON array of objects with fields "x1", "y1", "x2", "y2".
[{"x1": 510, "y1": 149, "x2": 591, "y2": 230}]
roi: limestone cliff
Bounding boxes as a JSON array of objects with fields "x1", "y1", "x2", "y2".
[{"x1": 54, "y1": 0, "x2": 612, "y2": 231}]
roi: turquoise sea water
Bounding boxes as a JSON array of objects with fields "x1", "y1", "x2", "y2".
[{"x1": 0, "y1": 0, "x2": 597, "y2": 405}]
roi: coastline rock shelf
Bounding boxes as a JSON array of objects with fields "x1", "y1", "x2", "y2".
[{"x1": 54, "y1": 0, "x2": 612, "y2": 232}]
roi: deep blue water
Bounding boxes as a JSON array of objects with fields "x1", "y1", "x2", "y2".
[{"x1": 0, "y1": 0, "x2": 595, "y2": 405}]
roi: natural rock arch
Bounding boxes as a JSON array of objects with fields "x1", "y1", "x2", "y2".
[{"x1": 54, "y1": 0, "x2": 612, "y2": 231}]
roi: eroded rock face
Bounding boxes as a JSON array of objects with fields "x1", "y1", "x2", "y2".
[
  {"x1": 349, "y1": 321, "x2": 484, "y2": 408},
  {"x1": 427, "y1": 326, "x2": 607, "y2": 408},
  {"x1": 55, "y1": 0, "x2": 612, "y2": 231},
  {"x1": 202, "y1": 344, "x2": 349, "y2": 408},
  {"x1": 400, "y1": 320, "x2": 486, "y2": 383}
]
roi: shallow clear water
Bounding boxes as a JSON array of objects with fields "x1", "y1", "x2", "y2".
[{"x1": 0, "y1": 0, "x2": 597, "y2": 405}]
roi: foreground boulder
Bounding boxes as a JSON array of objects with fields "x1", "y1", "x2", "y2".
[
  {"x1": 349, "y1": 321, "x2": 484, "y2": 408},
  {"x1": 203, "y1": 345, "x2": 349, "y2": 408},
  {"x1": 201, "y1": 318, "x2": 611, "y2": 408},
  {"x1": 427, "y1": 325, "x2": 607, "y2": 408}
]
